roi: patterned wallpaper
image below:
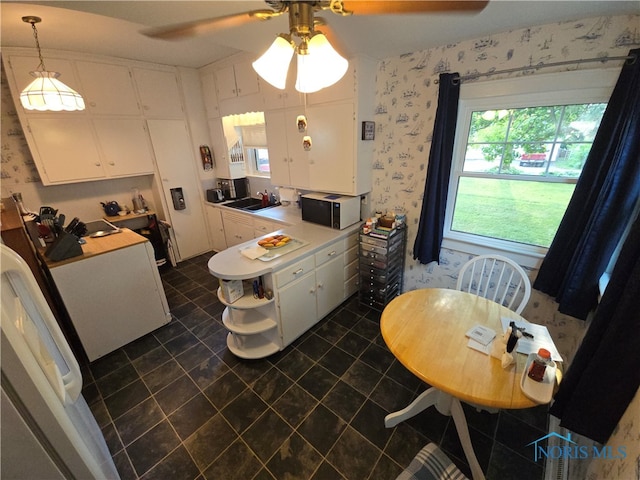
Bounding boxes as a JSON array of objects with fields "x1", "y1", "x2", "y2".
[
  {"x1": 368, "y1": 14, "x2": 639, "y2": 477},
  {"x1": 0, "y1": 64, "x2": 41, "y2": 186},
  {"x1": 370, "y1": 13, "x2": 639, "y2": 360}
]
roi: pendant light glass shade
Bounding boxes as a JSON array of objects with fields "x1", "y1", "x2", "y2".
[
  {"x1": 19, "y1": 16, "x2": 85, "y2": 112},
  {"x1": 252, "y1": 35, "x2": 295, "y2": 90},
  {"x1": 295, "y1": 33, "x2": 348, "y2": 93},
  {"x1": 20, "y1": 71, "x2": 86, "y2": 111}
]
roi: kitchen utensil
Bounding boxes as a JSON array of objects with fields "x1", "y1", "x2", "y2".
[{"x1": 100, "y1": 201, "x2": 121, "y2": 216}]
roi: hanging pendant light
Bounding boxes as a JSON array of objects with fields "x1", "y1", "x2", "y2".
[{"x1": 19, "y1": 16, "x2": 85, "y2": 112}]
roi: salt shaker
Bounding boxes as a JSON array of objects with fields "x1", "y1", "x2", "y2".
[{"x1": 527, "y1": 348, "x2": 551, "y2": 382}]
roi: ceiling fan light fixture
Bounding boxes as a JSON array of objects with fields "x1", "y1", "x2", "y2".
[
  {"x1": 252, "y1": 34, "x2": 294, "y2": 90},
  {"x1": 19, "y1": 16, "x2": 85, "y2": 112},
  {"x1": 295, "y1": 33, "x2": 348, "y2": 93}
]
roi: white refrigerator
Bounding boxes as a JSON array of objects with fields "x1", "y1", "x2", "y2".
[{"x1": 1, "y1": 244, "x2": 120, "y2": 479}]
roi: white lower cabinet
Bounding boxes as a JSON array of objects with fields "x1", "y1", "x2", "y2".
[
  {"x1": 278, "y1": 271, "x2": 318, "y2": 347},
  {"x1": 205, "y1": 205, "x2": 227, "y2": 252},
  {"x1": 215, "y1": 232, "x2": 358, "y2": 359},
  {"x1": 222, "y1": 210, "x2": 254, "y2": 247}
]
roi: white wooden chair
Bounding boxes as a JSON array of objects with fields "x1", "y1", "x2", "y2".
[{"x1": 456, "y1": 254, "x2": 531, "y2": 314}]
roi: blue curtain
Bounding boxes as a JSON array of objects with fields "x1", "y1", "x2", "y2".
[
  {"x1": 533, "y1": 49, "x2": 640, "y2": 320},
  {"x1": 413, "y1": 73, "x2": 460, "y2": 264},
  {"x1": 549, "y1": 209, "x2": 640, "y2": 443}
]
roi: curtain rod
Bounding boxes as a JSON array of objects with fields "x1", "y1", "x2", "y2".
[{"x1": 434, "y1": 53, "x2": 637, "y2": 84}]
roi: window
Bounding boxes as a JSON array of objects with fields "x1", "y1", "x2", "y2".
[
  {"x1": 246, "y1": 147, "x2": 271, "y2": 175},
  {"x1": 443, "y1": 70, "x2": 618, "y2": 267}
]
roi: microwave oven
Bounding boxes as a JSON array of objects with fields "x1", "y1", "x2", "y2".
[{"x1": 301, "y1": 193, "x2": 361, "y2": 230}]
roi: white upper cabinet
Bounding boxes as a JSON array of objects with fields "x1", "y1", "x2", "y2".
[
  {"x1": 261, "y1": 80, "x2": 304, "y2": 110},
  {"x1": 92, "y1": 118, "x2": 155, "y2": 177},
  {"x1": 75, "y1": 60, "x2": 140, "y2": 115},
  {"x1": 307, "y1": 102, "x2": 356, "y2": 194},
  {"x1": 264, "y1": 109, "x2": 310, "y2": 189},
  {"x1": 132, "y1": 68, "x2": 184, "y2": 118},
  {"x1": 26, "y1": 117, "x2": 105, "y2": 183},
  {"x1": 215, "y1": 61, "x2": 260, "y2": 100},
  {"x1": 7, "y1": 55, "x2": 83, "y2": 110},
  {"x1": 200, "y1": 70, "x2": 220, "y2": 118}
]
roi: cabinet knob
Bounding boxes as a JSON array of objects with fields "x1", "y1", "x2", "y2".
[
  {"x1": 327, "y1": 251, "x2": 337, "y2": 257},
  {"x1": 309, "y1": 288, "x2": 315, "y2": 294},
  {"x1": 94, "y1": 162, "x2": 101, "y2": 167},
  {"x1": 317, "y1": 282, "x2": 324, "y2": 289},
  {"x1": 109, "y1": 161, "x2": 115, "y2": 166},
  {"x1": 89, "y1": 101, "x2": 97, "y2": 107},
  {"x1": 293, "y1": 268, "x2": 304, "y2": 275}
]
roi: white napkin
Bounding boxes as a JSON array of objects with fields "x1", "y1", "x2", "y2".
[{"x1": 240, "y1": 245, "x2": 268, "y2": 260}]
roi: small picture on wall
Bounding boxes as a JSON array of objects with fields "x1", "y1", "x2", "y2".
[{"x1": 362, "y1": 121, "x2": 375, "y2": 140}]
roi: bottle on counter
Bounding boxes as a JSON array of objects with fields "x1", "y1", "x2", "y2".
[{"x1": 527, "y1": 348, "x2": 551, "y2": 382}]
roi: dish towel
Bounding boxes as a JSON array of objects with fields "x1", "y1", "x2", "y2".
[{"x1": 240, "y1": 245, "x2": 268, "y2": 260}]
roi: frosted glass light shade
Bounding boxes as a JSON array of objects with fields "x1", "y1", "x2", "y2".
[
  {"x1": 20, "y1": 71, "x2": 85, "y2": 111},
  {"x1": 295, "y1": 33, "x2": 348, "y2": 93},
  {"x1": 252, "y1": 35, "x2": 295, "y2": 90}
]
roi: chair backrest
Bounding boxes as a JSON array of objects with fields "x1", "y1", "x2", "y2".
[{"x1": 456, "y1": 254, "x2": 531, "y2": 314}]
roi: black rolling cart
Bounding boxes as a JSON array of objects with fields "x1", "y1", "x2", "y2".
[{"x1": 358, "y1": 225, "x2": 406, "y2": 311}]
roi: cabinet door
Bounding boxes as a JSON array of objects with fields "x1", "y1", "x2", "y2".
[
  {"x1": 147, "y1": 119, "x2": 210, "y2": 261},
  {"x1": 307, "y1": 62, "x2": 355, "y2": 105},
  {"x1": 278, "y1": 272, "x2": 317, "y2": 346},
  {"x1": 208, "y1": 118, "x2": 230, "y2": 178},
  {"x1": 93, "y1": 118, "x2": 155, "y2": 177},
  {"x1": 264, "y1": 110, "x2": 292, "y2": 185},
  {"x1": 222, "y1": 211, "x2": 254, "y2": 247},
  {"x1": 316, "y1": 256, "x2": 346, "y2": 319},
  {"x1": 27, "y1": 118, "x2": 105, "y2": 183},
  {"x1": 233, "y1": 61, "x2": 260, "y2": 97},
  {"x1": 75, "y1": 61, "x2": 140, "y2": 115},
  {"x1": 265, "y1": 109, "x2": 310, "y2": 188},
  {"x1": 133, "y1": 68, "x2": 183, "y2": 118},
  {"x1": 200, "y1": 71, "x2": 220, "y2": 118},
  {"x1": 307, "y1": 102, "x2": 355, "y2": 194},
  {"x1": 205, "y1": 206, "x2": 227, "y2": 251},
  {"x1": 8, "y1": 55, "x2": 83, "y2": 106},
  {"x1": 215, "y1": 65, "x2": 237, "y2": 101}
]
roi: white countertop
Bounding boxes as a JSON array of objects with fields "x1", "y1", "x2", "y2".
[
  {"x1": 208, "y1": 222, "x2": 361, "y2": 280},
  {"x1": 205, "y1": 201, "x2": 303, "y2": 225}
]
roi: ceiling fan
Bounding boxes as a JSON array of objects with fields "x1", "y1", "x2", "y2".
[
  {"x1": 143, "y1": 1, "x2": 489, "y2": 41},
  {"x1": 144, "y1": 1, "x2": 489, "y2": 93}
]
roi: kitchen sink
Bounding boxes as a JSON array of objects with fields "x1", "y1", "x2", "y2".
[{"x1": 225, "y1": 198, "x2": 280, "y2": 212}]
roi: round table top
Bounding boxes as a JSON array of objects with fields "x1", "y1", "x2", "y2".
[{"x1": 381, "y1": 288, "x2": 537, "y2": 409}]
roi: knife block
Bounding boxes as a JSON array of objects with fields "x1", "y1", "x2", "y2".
[{"x1": 45, "y1": 231, "x2": 83, "y2": 262}]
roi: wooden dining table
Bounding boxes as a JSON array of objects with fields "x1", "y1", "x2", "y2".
[{"x1": 381, "y1": 288, "x2": 538, "y2": 480}]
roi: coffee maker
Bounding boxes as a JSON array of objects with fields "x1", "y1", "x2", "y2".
[{"x1": 217, "y1": 178, "x2": 248, "y2": 200}]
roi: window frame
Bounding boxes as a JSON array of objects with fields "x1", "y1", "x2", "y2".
[{"x1": 442, "y1": 69, "x2": 619, "y2": 268}]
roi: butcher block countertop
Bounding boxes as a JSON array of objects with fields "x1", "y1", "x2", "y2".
[{"x1": 40, "y1": 228, "x2": 148, "y2": 269}]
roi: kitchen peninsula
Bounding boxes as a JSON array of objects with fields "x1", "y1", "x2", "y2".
[{"x1": 208, "y1": 221, "x2": 360, "y2": 359}]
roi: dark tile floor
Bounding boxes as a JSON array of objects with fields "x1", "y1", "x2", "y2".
[{"x1": 81, "y1": 252, "x2": 550, "y2": 480}]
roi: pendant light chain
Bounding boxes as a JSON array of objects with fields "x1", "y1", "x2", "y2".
[{"x1": 28, "y1": 19, "x2": 47, "y2": 72}]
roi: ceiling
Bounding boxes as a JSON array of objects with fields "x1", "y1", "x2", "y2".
[{"x1": 2, "y1": 1, "x2": 639, "y2": 69}]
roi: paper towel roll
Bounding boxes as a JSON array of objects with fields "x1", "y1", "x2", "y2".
[{"x1": 279, "y1": 188, "x2": 296, "y2": 203}]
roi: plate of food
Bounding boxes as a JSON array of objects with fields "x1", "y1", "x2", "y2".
[{"x1": 257, "y1": 234, "x2": 292, "y2": 249}]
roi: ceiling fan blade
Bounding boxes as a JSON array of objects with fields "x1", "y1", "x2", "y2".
[
  {"x1": 340, "y1": 1, "x2": 489, "y2": 15},
  {"x1": 142, "y1": 9, "x2": 282, "y2": 40}
]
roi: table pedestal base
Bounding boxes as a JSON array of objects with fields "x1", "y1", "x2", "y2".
[{"x1": 384, "y1": 387, "x2": 485, "y2": 480}]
